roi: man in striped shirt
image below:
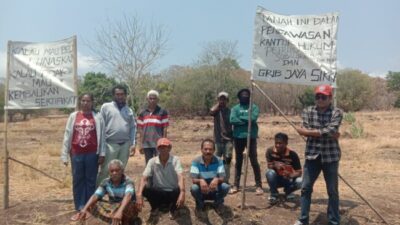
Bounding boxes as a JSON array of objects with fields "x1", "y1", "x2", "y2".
[
  {"x1": 137, "y1": 90, "x2": 169, "y2": 164},
  {"x1": 294, "y1": 85, "x2": 343, "y2": 225},
  {"x1": 190, "y1": 139, "x2": 230, "y2": 215}
]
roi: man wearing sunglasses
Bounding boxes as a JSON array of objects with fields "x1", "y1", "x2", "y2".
[{"x1": 293, "y1": 84, "x2": 343, "y2": 225}]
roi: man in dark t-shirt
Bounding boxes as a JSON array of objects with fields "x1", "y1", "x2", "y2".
[{"x1": 266, "y1": 132, "x2": 302, "y2": 204}]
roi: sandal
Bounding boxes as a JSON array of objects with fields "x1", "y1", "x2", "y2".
[
  {"x1": 70, "y1": 212, "x2": 81, "y2": 221},
  {"x1": 229, "y1": 186, "x2": 238, "y2": 194},
  {"x1": 255, "y1": 187, "x2": 264, "y2": 195}
]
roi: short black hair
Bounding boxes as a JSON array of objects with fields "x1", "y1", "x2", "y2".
[
  {"x1": 201, "y1": 138, "x2": 215, "y2": 149},
  {"x1": 112, "y1": 84, "x2": 128, "y2": 95},
  {"x1": 274, "y1": 132, "x2": 289, "y2": 143},
  {"x1": 237, "y1": 88, "x2": 251, "y2": 98}
]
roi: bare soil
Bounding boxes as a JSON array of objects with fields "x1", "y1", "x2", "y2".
[{"x1": 0, "y1": 111, "x2": 399, "y2": 225}]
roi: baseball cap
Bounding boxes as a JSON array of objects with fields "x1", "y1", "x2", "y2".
[
  {"x1": 157, "y1": 138, "x2": 171, "y2": 148},
  {"x1": 217, "y1": 91, "x2": 229, "y2": 98},
  {"x1": 314, "y1": 85, "x2": 333, "y2": 96}
]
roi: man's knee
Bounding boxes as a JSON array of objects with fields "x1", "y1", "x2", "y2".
[
  {"x1": 266, "y1": 169, "x2": 277, "y2": 179},
  {"x1": 190, "y1": 184, "x2": 201, "y2": 195},
  {"x1": 219, "y1": 183, "x2": 230, "y2": 196}
]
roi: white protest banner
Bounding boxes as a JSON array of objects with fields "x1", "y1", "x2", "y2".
[
  {"x1": 6, "y1": 36, "x2": 77, "y2": 109},
  {"x1": 252, "y1": 6, "x2": 339, "y2": 86}
]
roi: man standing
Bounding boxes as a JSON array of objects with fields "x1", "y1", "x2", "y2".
[
  {"x1": 229, "y1": 88, "x2": 263, "y2": 195},
  {"x1": 266, "y1": 132, "x2": 302, "y2": 204},
  {"x1": 190, "y1": 139, "x2": 230, "y2": 215},
  {"x1": 210, "y1": 91, "x2": 233, "y2": 184},
  {"x1": 294, "y1": 84, "x2": 343, "y2": 225},
  {"x1": 136, "y1": 138, "x2": 185, "y2": 219},
  {"x1": 137, "y1": 90, "x2": 169, "y2": 164},
  {"x1": 97, "y1": 85, "x2": 136, "y2": 185}
]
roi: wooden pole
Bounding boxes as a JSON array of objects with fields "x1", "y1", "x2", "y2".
[
  {"x1": 72, "y1": 35, "x2": 79, "y2": 111},
  {"x1": 240, "y1": 82, "x2": 254, "y2": 210},
  {"x1": 3, "y1": 41, "x2": 11, "y2": 209}
]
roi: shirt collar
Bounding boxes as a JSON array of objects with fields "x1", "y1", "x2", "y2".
[
  {"x1": 155, "y1": 154, "x2": 173, "y2": 164},
  {"x1": 200, "y1": 155, "x2": 217, "y2": 165}
]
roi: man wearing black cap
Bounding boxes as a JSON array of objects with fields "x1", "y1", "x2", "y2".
[
  {"x1": 293, "y1": 84, "x2": 343, "y2": 225},
  {"x1": 229, "y1": 88, "x2": 263, "y2": 195}
]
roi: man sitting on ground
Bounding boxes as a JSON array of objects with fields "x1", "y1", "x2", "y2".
[
  {"x1": 136, "y1": 138, "x2": 185, "y2": 220},
  {"x1": 190, "y1": 139, "x2": 230, "y2": 216},
  {"x1": 266, "y1": 132, "x2": 302, "y2": 204},
  {"x1": 78, "y1": 159, "x2": 139, "y2": 225}
]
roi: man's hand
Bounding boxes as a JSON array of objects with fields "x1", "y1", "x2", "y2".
[
  {"x1": 98, "y1": 156, "x2": 105, "y2": 166},
  {"x1": 176, "y1": 191, "x2": 185, "y2": 208},
  {"x1": 111, "y1": 209, "x2": 123, "y2": 225},
  {"x1": 129, "y1": 145, "x2": 136, "y2": 157},
  {"x1": 199, "y1": 179, "x2": 209, "y2": 194},
  {"x1": 209, "y1": 178, "x2": 219, "y2": 192},
  {"x1": 332, "y1": 132, "x2": 341, "y2": 140},
  {"x1": 136, "y1": 195, "x2": 144, "y2": 210}
]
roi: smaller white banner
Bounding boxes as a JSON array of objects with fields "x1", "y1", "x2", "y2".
[{"x1": 6, "y1": 36, "x2": 77, "y2": 109}]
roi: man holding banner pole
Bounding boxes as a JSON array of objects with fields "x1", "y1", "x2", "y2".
[
  {"x1": 229, "y1": 88, "x2": 263, "y2": 195},
  {"x1": 294, "y1": 84, "x2": 343, "y2": 225}
]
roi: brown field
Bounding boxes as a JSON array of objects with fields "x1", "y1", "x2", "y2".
[{"x1": 0, "y1": 111, "x2": 399, "y2": 225}]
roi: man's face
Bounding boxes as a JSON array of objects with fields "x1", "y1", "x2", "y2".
[
  {"x1": 113, "y1": 89, "x2": 127, "y2": 105},
  {"x1": 274, "y1": 138, "x2": 287, "y2": 154},
  {"x1": 201, "y1": 142, "x2": 215, "y2": 161},
  {"x1": 218, "y1": 96, "x2": 228, "y2": 108},
  {"x1": 147, "y1": 94, "x2": 159, "y2": 108},
  {"x1": 109, "y1": 164, "x2": 123, "y2": 183},
  {"x1": 315, "y1": 94, "x2": 332, "y2": 109},
  {"x1": 157, "y1": 145, "x2": 171, "y2": 157}
]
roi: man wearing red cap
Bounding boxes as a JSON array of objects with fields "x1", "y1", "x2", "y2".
[
  {"x1": 294, "y1": 84, "x2": 343, "y2": 225},
  {"x1": 136, "y1": 138, "x2": 185, "y2": 220}
]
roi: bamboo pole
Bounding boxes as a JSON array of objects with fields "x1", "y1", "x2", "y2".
[
  {"x1": 3, "y1": 41, "x2": 11, "y2": 209},
  {"x1": 240, "y1": 82, "x2": 254, "y2": 210}
]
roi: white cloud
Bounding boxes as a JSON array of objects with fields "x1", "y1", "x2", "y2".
[{"x1": 77, "y1": 52, "x2": 103, "y2": 76}]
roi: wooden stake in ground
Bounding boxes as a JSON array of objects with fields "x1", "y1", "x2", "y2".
[
  {"x1": 3, "y1": 41, "x2": 11, "y2": 209},
  {"x1": 241, "y1": 82, "x2": 254, "y2": 210}
]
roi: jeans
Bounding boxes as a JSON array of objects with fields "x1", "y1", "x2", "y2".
[
  {"x1": 190, "y1": 183, "x2": 230, "y2": 208},
  {"x1": 266, "y1": 169, "x2": 302, "y2": 196},
  {"x1": 97, "y1": 142, "x2": 130, "y2": 185},
  {"x1": 299, "y1": 158, "x2": 340, "y2": 225},
  {"x1": 143, "y1": 187, "x2": 180, "y2": 213},
  {"x1": 233, "y1": 138, "x2": 262, "y2": 188},
  {"x1": 215, "y1": 141, "x2": 233, "y2": 184},
  {"x1": 144, "y1": 147, "x2": 158, "y2": 164},
  {"x1": 71, "y1": 152, "x2": 98, "y2": 210}
]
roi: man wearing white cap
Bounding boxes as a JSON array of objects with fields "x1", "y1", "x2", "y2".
[
  {"x1": 137, "y1": 90, "x2": 169, "y2": 164},
  {"x1": 210, "y1": 91, "x2": 233, "y2": 184}
]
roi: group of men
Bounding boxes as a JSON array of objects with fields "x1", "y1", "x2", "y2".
[{"x1": 75, "y1": 84, "x2": 343, "y2": 225}]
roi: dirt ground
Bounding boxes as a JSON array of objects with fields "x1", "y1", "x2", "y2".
[{"x1": 0, "y1": 111, "x2": 399, "y2": 225}]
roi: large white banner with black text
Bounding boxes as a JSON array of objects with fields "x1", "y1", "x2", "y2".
[{"x1": 252, "y1": 7, "x2": 339, "y2": 86}]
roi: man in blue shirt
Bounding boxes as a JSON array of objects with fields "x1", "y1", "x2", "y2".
[{"x1": 190, "y1": 139, "x2": 230, "y2": 216}]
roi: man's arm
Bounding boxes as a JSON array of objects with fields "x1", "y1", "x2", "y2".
[
  {"x1": 136, "y1": 176, "x2": 148, "y2": 209},
  {"x1": 210, "y1": 103, "x2": 219, "y2": 116},
  {"x1": 78, "y1": 194, "x2": 99, "y2": 220},
  {"x1": 176, "y1": 173, "x2": 185, "y2": 207},
  {"x1": 112, "y1": 192, "x2": 132, "y2": 225},
  {"x1": 229, "y1": 106, "x2": 245, "y2": 125}
]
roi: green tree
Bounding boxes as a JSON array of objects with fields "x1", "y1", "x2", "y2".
[
  {"x1": 386, "y1": 71, "x2": 400, "y2": 107},
  {"x1": 336, "y1": 69, "x2": 372, "y2": 111},
  {"x1": 79, "y1": 72, "x2": 117, "y2": 110},
  {"x1": 298, "y1": 87, "x2": 315, "y2": 108}
]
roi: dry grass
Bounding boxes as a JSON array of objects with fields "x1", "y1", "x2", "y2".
[{"x1": 0, "y1": 111, "x2": 399, "y2": 224}]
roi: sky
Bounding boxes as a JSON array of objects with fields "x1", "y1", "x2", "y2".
[{"x1": 1, "y1": 0, "x2": 399, "y2": 79}]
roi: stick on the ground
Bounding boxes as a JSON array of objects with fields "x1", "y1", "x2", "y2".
[{"x1": 9, "y1": 157, "x2": 63, "y2": 183}]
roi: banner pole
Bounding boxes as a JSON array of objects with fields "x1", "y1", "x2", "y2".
[
  {"x1": 72, "y1": 35, "x2": 79, "y2": 110},
  {"x1": 241, "y1": 81, "x2": 254, "y2": 210},
  {"x1": 3, "y1": 41, "x2": 11, "y2": 209}
]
